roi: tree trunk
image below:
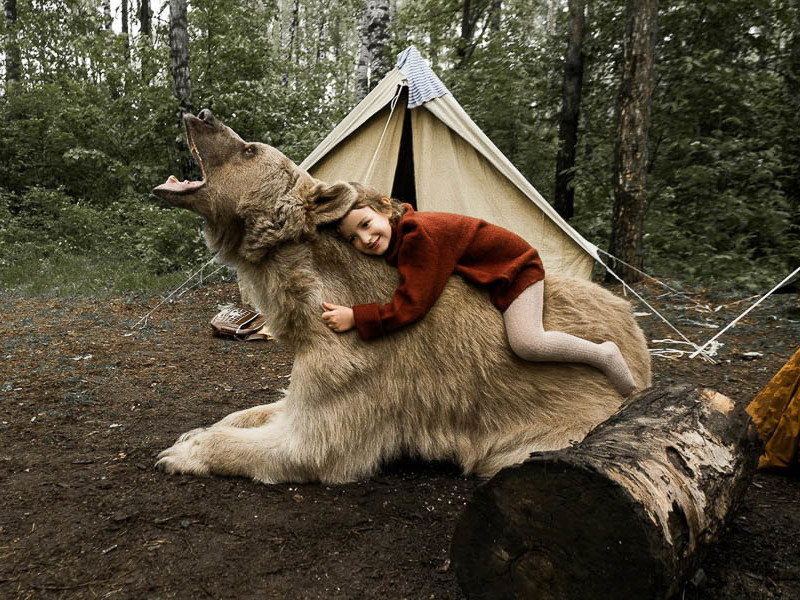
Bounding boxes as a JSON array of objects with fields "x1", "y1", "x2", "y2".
[
  {"x1": 546, "y1": 0, "x2": 557, "y2": 34},
  {"x1": 553, "y1": 0, "x2": 585, "y2": 221},
  {"x1": 3, "y1": 0, "x2": 21, "y2": 85},
  {"x1": 139, "y1": 0, "x2": 152, "y2": 39},
  {"x1": 121, "y1": 0, "x2": 130, "y2": 56},
  {"x1": 282, "y1": 0, "x2": 299, "y2": 88},
  {"x1": 368, "y1": 0, "x2": 390, "y2": 90},
  {"x1": 785, "y1": 29, "x2": 800, "y2": 221},
  {"x1": 315, "y1": 14, "x2": 325, "y2": 64},
  {"x1": 451, "y1": 385, "x2": 760, "y2": 600},
  {"x1": 606, "y1": 0, "x2": 658, "y2": 283},
  {"x1": 169, "y1": 0, "x2": 194, "y2": 181},
  {"x1": 355, "y1": 0, "x2": 390, "y2": 101},
  {"x1": 457, "y1": 0, "x2": 473, "y2": 63},
  {"x1": 355, "y1": 12, "x2": 369, "y2": 100},
  {"x1": 102, "y1": 0, "x2": 112, "y2": 30},
  {"x1": 169, "y1": 0, "x2": 193, "y2": 123},
  {"x1": 121, "y1": 0, "x2": 129, "y2": 33},
  {"x1": 489, "y1": 0, "x2": 502, "y2": 34}
]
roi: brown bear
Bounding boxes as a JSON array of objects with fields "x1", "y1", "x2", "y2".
[{"x1": 153, "y1": 110, "x2": 651, "y2": 484}]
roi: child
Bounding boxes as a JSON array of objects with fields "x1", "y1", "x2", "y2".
[{"x1": 321, "y1": 191, "x2": 637, "y2": 396}]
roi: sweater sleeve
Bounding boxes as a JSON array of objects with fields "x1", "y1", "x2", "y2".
[{"x1": 352, "y1": 221, "x2": 462, "y2": 340}]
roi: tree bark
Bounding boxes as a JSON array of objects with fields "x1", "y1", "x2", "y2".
[
  {"x1": 457, "y1": 0, "x2": 473, "y2": 63},
  {"x1": 139, "y1": 0, "x2": 152, "y2": 39},
  {"x1": 315, "y1": 14, "x2": 325, "y2": 64},
  {"x1": 451, "y1": 385, "x2": 760, "y2": 600},
  {"x1": 169, "y1": 0, "x2": 194, "y2": 180},
  {"x1": 355, "y1": 12, "x2": 369, "y2": 99},
  {"x1": 606, "y1": 0, "x2": 658, "y2": 283},
  {"x1": 102, "y1": 0, "x2": 112, "y2": 30},
  {"x1": 785, "y1": 29, "x2": 800, "y2": 219},
  {"x1": 282, "y1": 0, "x2": 299, "y2": 88},
  {"x1": 489, "y1": 0, "x2": 502, "y2": 34},
  {"x1": 553, "y1": 0, "x2": 585, "y2": 221},
  {"x1": 121, "y1": 0, "x2": 130, "y2": 57},
  {"x1": 3, "y1": 0, "x2": 21, "y2": 85},
  {"x1": 169, "y1": 0, "x2": 192, "y2": 123},
  {"x1": 368, "y1": 0, "x2": 390, "y2": 90},
  {"x1": 121, "y1": 0, "x2": 129, "y2": 33},
  {"x1": 355, "y1": 0, "x2": 390, "y2": 101},
  {"x1": 546, "y1": 0, "x2": 557, "y2": 34}
]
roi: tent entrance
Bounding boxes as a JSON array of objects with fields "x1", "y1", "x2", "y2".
[{"x1": 390, "y1": 90, "x2": 417, "y2": 209}]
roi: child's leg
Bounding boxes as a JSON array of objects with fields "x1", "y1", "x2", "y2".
[{"x1": 503, "y1": 281, "x2": 637, "y2": 396}]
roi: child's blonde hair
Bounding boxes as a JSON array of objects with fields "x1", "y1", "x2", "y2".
[{"x1": 346, "y1": 182, "x2": 407, "y2": 222}]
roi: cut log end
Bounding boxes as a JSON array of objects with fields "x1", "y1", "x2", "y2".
[
  {"x1": 451, "y1": 385, "x2": 761, "y2": 600},
  {"x1": 452, "y1": 459, "x2": 665, "y2": 599}
]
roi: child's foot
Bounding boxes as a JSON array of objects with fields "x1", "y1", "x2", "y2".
[{"x1": 600, "y1": 341, "x2": 637, "y2": 396}]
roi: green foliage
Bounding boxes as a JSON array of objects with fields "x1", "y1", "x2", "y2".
[
  {"x1": 640, "y1": 0, "x2": 800, "y2": 287},
  {"x1": 0, "y1": 0, "x2": 797, "y2": 296},
  {"x1": 0, "y1": 187, "x2": 210, "y2": 288},
  {"x1": 565, "y1": 0, "x2": 799, "y2": 288}
]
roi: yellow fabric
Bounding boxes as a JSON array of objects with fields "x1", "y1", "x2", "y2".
[{"x1": 746, "y1": 346, "x2": 800, "y2": 469}]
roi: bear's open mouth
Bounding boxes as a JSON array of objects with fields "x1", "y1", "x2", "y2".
[{"x1": 155, "y1": 128, "x2": 207, "y2": 194}]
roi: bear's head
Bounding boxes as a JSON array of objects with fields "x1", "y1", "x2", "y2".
[{"x1": 153, "y1": 110, "x2": 361, "y2": 263}]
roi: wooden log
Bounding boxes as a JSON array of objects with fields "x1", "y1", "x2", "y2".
[{"x1": 450, "y1": 385, "x2": 761, "y2": 600}]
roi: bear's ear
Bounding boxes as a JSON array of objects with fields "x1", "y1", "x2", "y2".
[{"x1": 306, "y1": 181, "x2": 358, "y2": 226}]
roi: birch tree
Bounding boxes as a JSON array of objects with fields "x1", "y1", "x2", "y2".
[
  {"x1": 607, "y1": 0, "x2": 657, "y2": 283},
  {"x1": 282, "y1": 0, "x2": 300, "y2": 87},
  {"x1": 102, "y1": 0, "x2": 112, "y2": 31},
  {"x1": 356, "y1": 0, "x2": 390, "y2": 101}
]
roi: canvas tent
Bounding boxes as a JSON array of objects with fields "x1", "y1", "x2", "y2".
[{"x1": 301, "y1": 46, "x2": 601, "y2": 280}]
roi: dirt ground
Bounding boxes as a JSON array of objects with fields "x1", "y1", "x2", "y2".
[{"x1": 1, "y1": 279, "x2": 798, "y2": 599}]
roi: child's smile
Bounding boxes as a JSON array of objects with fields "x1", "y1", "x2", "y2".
[{"x1": 338, "y1": 206, "x2": 392, "y2": 256}]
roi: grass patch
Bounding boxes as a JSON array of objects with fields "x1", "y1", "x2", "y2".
[{"x1": 0, "y1": 251, "x2": 234, "y2": 297}]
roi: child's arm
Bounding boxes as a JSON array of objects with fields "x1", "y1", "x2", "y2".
[
  {"x1": 321, "y1": 302, "x2": 355, "y2": 333},
  {"x1": 350, "y1": 223, "x2": 463, "y2": 340},
  {"x1": 319, "y1": 226, "x2": 454, "y2": 338}
]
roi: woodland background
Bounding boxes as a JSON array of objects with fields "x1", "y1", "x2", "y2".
[{"x1": 1, "y1": 0, "x2": 799, "y2": 295}]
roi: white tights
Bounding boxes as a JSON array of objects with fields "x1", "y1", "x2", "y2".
[{"x1": 503, "y1": 281, "x2": 637, "y2": 396}]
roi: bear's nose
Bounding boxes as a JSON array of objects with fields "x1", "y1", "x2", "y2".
[{"x1": 198, "y1": 109, "x2": 215, "y2": 124}]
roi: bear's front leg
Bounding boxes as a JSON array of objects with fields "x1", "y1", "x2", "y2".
[
  {"x1": 214, "y1": 400, "x2": 285, "y2": 429},
  {"x1": 155, "y1": 425, "x2": 291, "y2": 481}
]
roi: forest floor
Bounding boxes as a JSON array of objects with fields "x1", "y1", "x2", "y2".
[{"x1": 1, "y1": 279, "x2": 799, "y2": 599}]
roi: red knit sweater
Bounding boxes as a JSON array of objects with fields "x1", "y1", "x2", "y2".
[{"x1": 352, "y1": 206, "x2": 545, "y2": 340}]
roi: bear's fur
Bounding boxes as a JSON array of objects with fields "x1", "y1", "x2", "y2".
[{"x1": 152, "y1": 110, "x2": 651, "y2": 484}]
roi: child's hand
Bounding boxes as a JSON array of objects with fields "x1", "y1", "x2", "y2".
[{"x1": 321, "y1": 302, "x2": 355, "y2": 333}]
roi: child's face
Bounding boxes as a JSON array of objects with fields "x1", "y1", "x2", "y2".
[{"x1": 338, "y1": 206, "x2": 392, "y2": 256}]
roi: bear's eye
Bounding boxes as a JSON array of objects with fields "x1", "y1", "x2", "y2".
[{"x1": 244, "y1": 145, "x2": 256, "y2": 156}]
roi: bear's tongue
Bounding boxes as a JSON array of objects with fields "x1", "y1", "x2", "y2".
[{"x1": 156, "y1": 174, "x2": 204, "y2": 193}]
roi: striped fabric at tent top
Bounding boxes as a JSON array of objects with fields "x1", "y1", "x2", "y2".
[{"x1": 396, "y1": 47, "x2": 449, "y2": 108}]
